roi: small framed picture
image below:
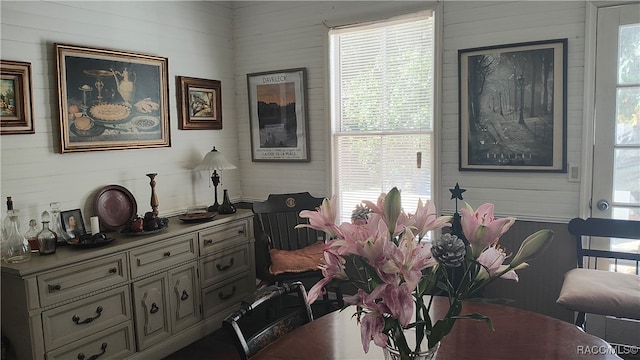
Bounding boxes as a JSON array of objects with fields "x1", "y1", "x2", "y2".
[
  {"x1": 61, "y1": 209, "x2": 86, "y2": 239},
  {"x1": 1, "y1": 60, "x2": 35, "y2": 135},
  {"x1": 177, "y1": 76, "x2": 222, "y2": 130}
]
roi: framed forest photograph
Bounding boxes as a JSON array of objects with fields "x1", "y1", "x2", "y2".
[
  {"x1": 247, "y1": 68, "x2": 309, "y2": 162},
  {"x1": 458, "y1": 39, "x2": 567, "y2": 172}
]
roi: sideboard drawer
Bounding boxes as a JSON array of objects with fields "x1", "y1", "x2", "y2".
[
  {"x1": 42, "y1": 286, "x2": 131, "y2": 351},
  {"x1": 201, "y1": 273, "x2": 254, "y2": 319},
  {"x1": 38, "y1": 254, "x2": 128, "y2": 307},
  {"x1": 46, "y1": 321, "x2": 135, "y2": 360},
  {"x1": 200, "y1": 244, "x2": 251, "y2": 288},
  {"x1": 199, "y1": 219, "x2": 249, "y2": 256},
  {"x1": 129, "y1": 233, "x2": 197, "y2": 278}
]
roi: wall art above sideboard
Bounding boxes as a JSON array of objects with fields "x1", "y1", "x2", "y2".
[
  {"x1": 0, "y1": 60, "x2": 35, "y2": 135},
  {"x1": 55, "y1": 44, "x2": 171, "y2": 153}
]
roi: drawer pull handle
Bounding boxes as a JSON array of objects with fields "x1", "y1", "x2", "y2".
[
  {"x1": 164, "y1": 251, "x2": 171, "y2": 257},
  {"x1": 218, "y1": 285, "x2": 237, "y2": 300},
  {"x1": 238, "y1": 229, "x2": 245, "y2": 234},
  {"x1": 150, "y1": 303, "x2": 159, "y2": 314},
  {"x1": 108, "y1": 268, "x2": 117, "y2": 274},
  {"x1": 48, "y1": 284, "x2": 61, "y2": 292},
  {"x1": 204, "y1": 239, "x2": 213, "y2": 245},
  {"x1": 77, "y1": 342, "x2": 107, "y2": 360},
  {"x1": 72, "y1": 306, "x2": 103, "y2": 325},
  {"x1": 216, "y1": 257, "x2": 234, "y2": 271},
  {"x1": 181, "y1": 290, "x2": 189, "y2": 301}
]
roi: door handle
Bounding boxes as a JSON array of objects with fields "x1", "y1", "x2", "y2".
[{"x1": 596, "y1": 199, "x2": 610, "y2": 211}]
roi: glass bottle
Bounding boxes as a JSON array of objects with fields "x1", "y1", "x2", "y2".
[
  {"x1": 2, "y1": 196, "x2": 15, "y2": 239},
  {"x1": 49, "y1": 202, "x2": 69, "y2": 245},
  {"x1": 218, "y1": 189, "x2": 236, "y2": 214},
  {"x1": 3, "y1": 209, "x2": 31, "y2": 263},
  {"x1": 37, "y1": 211, "x2": 57, "y2": 255},
  {"x1": 24, "y1": 219, "x2": 39, "y2": 253}
]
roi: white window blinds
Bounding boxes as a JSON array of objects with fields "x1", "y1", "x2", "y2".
[{"x1": 330, "y1": 12, "x2": 436, "y2": 222}]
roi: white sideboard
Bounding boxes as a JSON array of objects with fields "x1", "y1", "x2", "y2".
[{"x1": 1, "y1": 209, "x2": 255, "y2": 360}]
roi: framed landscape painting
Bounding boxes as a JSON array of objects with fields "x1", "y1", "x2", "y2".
[
  {"x1": 1, "y1": 60, "x2": 34, "y2": 135},
  {"x1": 177, "y1": 76, "x2": 222, "y2": 130},
  {"x1": 55, "y1": 43, "x2": 170, "y2": 153},
  {"x1": 458, "y1": 39, "x2": 567, "y2": 172},
  {"x1": 247, "y1": 68, "x2": 309, "y2": 162}
]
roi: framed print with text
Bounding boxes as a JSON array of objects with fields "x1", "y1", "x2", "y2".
[
  {"x1": 247, "y1": 68, "x2": 309, "y2": 162},
  {"x1": 459, "y1": 39, "x2": 567, "y2": 172}
]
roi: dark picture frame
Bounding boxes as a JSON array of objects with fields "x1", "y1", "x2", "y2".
[
  {"x1": 61, "y1": 209, "x2": 87, "y2": 239},
  {"x1": 177, "y1": 76, "x2": 222, "y2": 130},
  {"x1": 55, "y1": 43, "x2": 170, "y2": 153},
  {"x1": 247, "y1": 68, "x2": 309, "y2": 162},
  {"x1": 458, "y1": 38, "x2": 567, "y2": 172},
  {"x1": 1, "y1": 60, "x2": 35, "y2": 135}
]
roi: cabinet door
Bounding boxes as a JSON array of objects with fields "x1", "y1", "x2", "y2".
[
  {"x1": 168, "y1": 262, "x2": 201, "y2": 333},
  {"x1": 132, "y1": 273, "x2": 170, "y2": 350}
]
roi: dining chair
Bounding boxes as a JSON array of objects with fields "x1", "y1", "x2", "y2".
[
  {"x1": 556, "y1": 217, "x2": 640, "y2": 328},
  {"x1": 222, "y1": 281, "x2": 314, "y2": 360},
  {"x1": 252, "y1": 192, "x2": 344, "y2": 311}
]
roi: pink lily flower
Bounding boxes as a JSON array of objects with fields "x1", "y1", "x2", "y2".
[
  {"x1": 460, "y1": 203, "x2": 515, "y2": 257},
  {"x1": 296, "y1": 196, "x2": 340, "y2": 238},
  {"x1": 476, "y1": 247, "x2": 520, "y2": 282},
  {"x1": 360, "y1": 312, "x2": 388, "y2": 353},
  {"x1": 306, "y1": 251, "x2": 347, "y2": 304},
  {"x1": 411, "y1": 199, "x2": 453, "y2": 239}
]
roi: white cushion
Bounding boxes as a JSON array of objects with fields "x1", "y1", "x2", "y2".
[{"x1": 557, "y1": 268, "x2": 640, "y2": 320}]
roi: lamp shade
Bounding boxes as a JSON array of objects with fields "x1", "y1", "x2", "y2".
[{"x1": 194, "y1": 147, "x2": 237, "y2": 171}]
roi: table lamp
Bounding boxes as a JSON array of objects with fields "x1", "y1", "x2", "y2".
[{"x1": 194, "y1": 147, "x2": 237, "y2": 212}]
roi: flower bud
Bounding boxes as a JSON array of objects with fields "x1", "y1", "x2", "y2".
[
  {"x1": 510, "y1": 229, "x2": 553, "y2": 268},
  {"x1": 383, "y1": 187, "x2": 402, "y2": 233}
]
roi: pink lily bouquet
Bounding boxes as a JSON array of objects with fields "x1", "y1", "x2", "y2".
[{"x1": 298, "y1": 187, "x2": 553, "y2": 360}]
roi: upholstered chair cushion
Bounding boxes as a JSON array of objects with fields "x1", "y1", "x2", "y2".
[
  {"x1": 269, "y1": 241, "x2": 326, "y2": 275},
  {"x1": 557, "y1": 268, "x2": 640, "y2": 320}
]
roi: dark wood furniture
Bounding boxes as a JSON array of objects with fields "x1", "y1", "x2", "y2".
[
  {"x1": 252, "y1": 192, "x2": 343, "y2": 310},
  {"x1": 557, "y1": 217, "x2": 640, "y2": 327},
  {"x1": 222, "y1": 281, "x2": 313, "y2": 360},
  {"x1": 250, "y1": 297, "x2": 623, "y2": 360}
]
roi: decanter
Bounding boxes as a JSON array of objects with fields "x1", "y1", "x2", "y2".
[
  {"x1": 218, "y1": 189, "x2": 236, "y2": 214},
  {"x1": 24, "y1": 219, "x2": 39, "y2": 253},
  {"x1": 3, "y1": 209, "x2": 31, "y2": 263},
  {"x1": 37, "y1": 211, "x2": 57, "y2": 255},
  {"x1": 49, "y1": 202, "x2": 69, "y2": 245}
]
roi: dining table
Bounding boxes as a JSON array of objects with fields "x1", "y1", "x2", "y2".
[{"x1": 251, "y1": 297, "x2": 622, "y2": 359}]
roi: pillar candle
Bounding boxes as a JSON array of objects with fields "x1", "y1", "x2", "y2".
[{"x1": 90, "y1": 216, "x2": 100, "y2": 235}]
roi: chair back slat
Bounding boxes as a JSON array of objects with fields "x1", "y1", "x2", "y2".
[
  {"x1": 568, "y1": 217, "x2": 640, "y2": 274},
  {"x1": 253, "y1": 192, "x2": 325, "y2": 251}
]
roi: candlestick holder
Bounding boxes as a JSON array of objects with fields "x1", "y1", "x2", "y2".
[{"x1": 147, "y1": 173, "x2": 159, "y2": 217}]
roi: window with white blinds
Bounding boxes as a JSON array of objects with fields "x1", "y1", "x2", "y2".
[{"x1": 329, "y1": 12, "x2": 436, "y2": 223}]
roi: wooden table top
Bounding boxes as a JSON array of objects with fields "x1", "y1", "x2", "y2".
[{"x1": 251, "y1": 297, "x2": 622, "y2": 360}]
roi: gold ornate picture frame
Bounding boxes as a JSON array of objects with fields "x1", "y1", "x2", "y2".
[
  {"x1": 177, "y1": 76, "x2": 222, "y2": 130},
  {"x1": 55, "y1": 43, "x2": 170, "y2": 153},
  {"x1": 1, "y1": 60, "x2": 34, "y2": 135}
]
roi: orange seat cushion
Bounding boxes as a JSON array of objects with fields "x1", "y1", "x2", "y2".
[{"x1": 269, "y1": 241, "x2": 326, "y2": 275}]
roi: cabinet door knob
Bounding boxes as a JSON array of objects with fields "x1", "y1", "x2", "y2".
[
  {"x1": 204, "y1": 239, "x2": 213, "y2": 245},
  {"x1": 164, "y1": 251, "x2": 171, "y2": 257},
  {"x1": 48, "y1": 284, "x2": 61, "y2": 292},
  {"x1": 216, "y1": 257, "x2": 234, "y2": 271},
  {"x1": 238, "y1": 229, "x2": 245, "y2": 234},
  {"x1": 72, "y1": 306, "x2": 103, "y2": 325},
  {"x1": 150, "y1": 303, "x2": 159, "y2": 314},
  {"x1": 218, "y1": 285, "x2": 237, "y2": 300},
  {"x1": 181, "y1": 290, "x2": 189, "y2": 301},
  {"x1": 108, "y1": 268, "x2": 117, "y2": 274},
  {"x1": 77, "y1": 342, "x2": 107, "y2": 360}
]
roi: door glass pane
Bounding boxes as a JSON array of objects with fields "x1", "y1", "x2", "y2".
[
  {"x1": 616, "y1": 87, "x2": 640, "y2": 145},
  {"x1": 617, "y1": 24, "x2": 640, "y2": 85},
  {"x1": 612, "y1": 148, "x2": 640, "y2": 205}
]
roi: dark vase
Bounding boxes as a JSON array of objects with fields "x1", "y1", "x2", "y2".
[{"x1": 218, "y1": 189, "x2": 236, "y2": 214}]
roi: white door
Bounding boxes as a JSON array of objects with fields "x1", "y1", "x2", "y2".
[
  {"x1": 591, "y1": 3, "x2": 640, "y2": 223},
  {"x1": 590, "y1": 3, "x2": 640, "y2": 265}
]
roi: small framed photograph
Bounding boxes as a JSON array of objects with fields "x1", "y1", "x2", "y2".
[
  {"x1": 177, "y1": 76, "x2": 222, "y2": 130},
  {"x1": 1, "y1": 60, "x2": 35, "y2": 135},
  {"x1": 61, "y1": 209, "x2": 87, "y2": 239},
  {"x1": 247, "y1": 68, "x2": 309, "y2": 162},
  {"x1": 458, "y1": 38, "x2": 567, "y2": 172},
  {"x1": 55, "y1": 43, "x2": 170, "y2": 153}
]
